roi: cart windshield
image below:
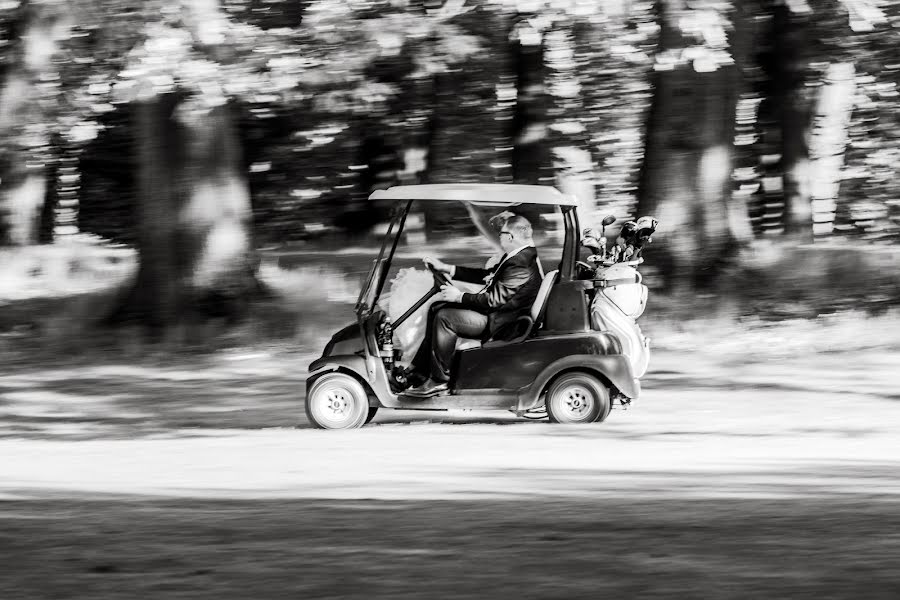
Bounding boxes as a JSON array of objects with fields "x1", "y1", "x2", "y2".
[{"x1": 357, "y1": 199, "x2": 567, "y2": 318}]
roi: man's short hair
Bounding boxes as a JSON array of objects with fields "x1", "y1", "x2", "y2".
[
  {"x1": 489, "y1": 210, "x2": 515, "y2": 232},
  {"x1": 506, "y1": 215, "x2": 533, "y2": 238}
]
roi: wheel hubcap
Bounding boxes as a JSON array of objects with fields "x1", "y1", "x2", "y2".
[
  {"x1": 325, "y1": 389, "x2": 350, "y2": 417},
  {"x1": 312, "y1": 380, "x2": 359, "y2": 425},
  {"x1": 559, "y1": 385, "x2": 593, "y2": 419}
]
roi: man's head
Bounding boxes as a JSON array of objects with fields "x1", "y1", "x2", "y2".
[
  {"x1": 499, "y1": 215, "x2": 534, "y2": 252},
  {"x1": 488, "y1": 210, "x2": 516, "y2": 232}
]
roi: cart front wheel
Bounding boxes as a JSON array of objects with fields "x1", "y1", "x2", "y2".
[
  {"x1": 546, "y1": 373, "x2": 610, "y2": 424},
  {"x1": 306, "y1": 373, "x2": 370, "y2": 430}
]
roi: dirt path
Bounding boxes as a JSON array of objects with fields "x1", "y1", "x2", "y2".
[{"x1": 1, "y1": 347, "x2": 899, "y2": 598}]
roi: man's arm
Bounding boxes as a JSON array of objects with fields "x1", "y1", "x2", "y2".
[
  {"x1": 423, "y1": 257, "x2": 489, "y2": 284},
  {"x1": 458, "y1": 261, "x2": 534, "y2": 312},
  {"x1": 453, "y1": 265, "x2": 491, "y2": 285}
]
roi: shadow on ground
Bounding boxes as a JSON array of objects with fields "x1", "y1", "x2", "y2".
[
  {"x1": 0, "y1": 351, "x2": 316, "y2": 439},
  {"x1": 1, "y1": 495, "x2": 898, "y2": 599}
]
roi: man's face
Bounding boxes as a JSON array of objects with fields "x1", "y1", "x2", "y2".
[{"x1": 499, "y1": 226, "x2": 516, "y2": 253}]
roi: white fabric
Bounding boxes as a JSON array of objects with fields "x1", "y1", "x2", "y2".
[{"x1": 386, "y1": 268, "x2": 437, "y2": 362}]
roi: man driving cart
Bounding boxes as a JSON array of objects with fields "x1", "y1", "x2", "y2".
[
  {"x1": 306, "y1": 183, "x2": 648, "y2": 429},
  {"x1": 406, "y1": 215, "x2": 543, "y2": 397}
]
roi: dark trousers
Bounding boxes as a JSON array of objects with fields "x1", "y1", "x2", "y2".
[{"x1": 411, "y1": 302, "x2": 489, "y2": 382}]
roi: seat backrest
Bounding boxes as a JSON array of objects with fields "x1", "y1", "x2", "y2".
[{"x1": 530, "y1": 270, "x2": 559, "y2": 322}]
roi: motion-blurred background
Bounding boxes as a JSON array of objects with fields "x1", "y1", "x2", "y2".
[
  {"x1": 2, "y1": 0, "x2": 899, "y2": 351},
  {"x1": 3, "y1": 3, "x2": 900, "y2": 597}
]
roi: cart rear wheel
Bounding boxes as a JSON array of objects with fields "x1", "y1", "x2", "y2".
[
  {"x1": 546, "y1": 373, "x2": 610, "y2": 424},
  {"x1": 306, "y1": 373, "x2": 370, "y2": 430}
]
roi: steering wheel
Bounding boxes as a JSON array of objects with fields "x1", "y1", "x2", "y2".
[
  {"x1": 426, "y1": 262, "x2": 452, "y2": 288},
  {"x1": 391, "y1": 263, "x2": 451, "y2": 330}
]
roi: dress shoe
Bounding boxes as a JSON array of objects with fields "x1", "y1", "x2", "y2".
[
  {"x1": 404, "y1": 369, "x2": 428, "y2": 388},
  {"x1": 404, "y1": 378, "x2": 449, "y2": 397}
]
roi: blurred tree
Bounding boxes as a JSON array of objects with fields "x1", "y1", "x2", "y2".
[
  {"x1": 388, "y1": 0, "x2": 498, "y2": 236},
  {"x1": 104, "y1": 2, "x2": 264, "y2": 328},
  {"x1": 748, "y1": 0, "x2": 856, "y2": 240},
  {"x1": 637, "y1": 0, "x2": 750, "y2": 290},
  {"x1": 576, "y1": 4, "x2": 656, "y2": 225},
  {"x1": 482, "y1": 0, "x2": 656, "y2": 225},
  {"x1": 214, "y1": 0, "x2": 489, "y2": 240},
  {"x1": 766, "y1": 2, "x2": 816, "y2": 238},
  {"x1": 48, "y1": 0, "x2": 151, "y2": 241},
  {"x1": 9, "y1": 0, "x2": 898, "y2": 322},
  {"x1": 829, "y1": 0, "x2": 900, "y2": 242},
  {"x1": 88, "y1": 0, "x2": 489, "y2": 326},
  {"x1": 508, "y1": 12, "x2": 550, "y2": 187},
  {"x1": 542, "y1": 15, "x2": 597, "y2": 217},
  {"x1": 65, "y1": 0, "x2": 396, "y2": 326},
  {"x1": 0, "y1": 0, "x2": 71, "y2": 246}
]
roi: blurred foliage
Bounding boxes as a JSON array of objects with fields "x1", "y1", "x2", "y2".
[
  {"x1": 829, "y1": 2, "x2": 900, "y2": 242},
  {"x1": 738, "y1": 0, "x2": 900, "y2": 242},
  {"x1": 2, "y1": 0, "x2": 900, "y2": 250}
]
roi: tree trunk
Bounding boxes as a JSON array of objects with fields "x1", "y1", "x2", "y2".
[
  {"x1": 126, "y1": 93, "x2": 182, "y2": 328},
  {"x1": 510, "y1": 30, "x2": 551, "y2": 186},
  {"x1": 774, "y1": 5, "x2": 814, "y2": 239},
  {"x1": 637, "y1": 3, "x2": 744, "y2": 291},
  {"x1": 109, "y1": 0, "x2": 262, "y2": 331},
  {"x1": 0, "y1": 2, "x2": 71, "y2": 246},
  {"x1": 110, "y1": 94, "x2": 259, "y2": 330}
]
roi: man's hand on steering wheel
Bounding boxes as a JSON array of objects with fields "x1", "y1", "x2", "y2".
[
  {"x1": 423, "y1": 256, "x2": 452, "y2": 275},
  {"x1": 423, "y1": 257, "x2": 454, "y2": 287},
  {"x1": 435, "y1": 283, "x2": 463, "y2": 303}
]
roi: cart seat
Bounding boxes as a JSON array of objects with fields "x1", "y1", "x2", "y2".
[
  {"x1": 458, "y1": 269, "x2": 559, "y2": 351},
  {"x1": 529, "y1": 269, "x2": 558, "y2": 323}
]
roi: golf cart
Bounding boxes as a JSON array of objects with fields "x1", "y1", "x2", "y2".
[{"x1": 306, "y1": 184, "x2": 647, "y2": 429}]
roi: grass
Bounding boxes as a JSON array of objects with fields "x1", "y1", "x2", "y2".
[
  {"x1": 721, "y1": 239, "x2": 900, "y2": 317},
  {"x1": 644, "y1": 308, "x2": 900, "y2": 359},
  {"x1": 0, "y1": 244, "x2": 358, "y2": 362},
  {"x1": 1, "y1": 238, "x2": 899, "y2": 364},
  {"x1": 0, "y1": 238, "x2": 136, "y2": 302}
]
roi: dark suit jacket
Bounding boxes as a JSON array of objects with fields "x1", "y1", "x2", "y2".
[{"x1": 454, "y1": 246, "x2": 543, "y2": 340}]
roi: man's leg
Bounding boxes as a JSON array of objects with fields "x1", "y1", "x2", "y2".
[
  {"x1": 409, "y1": 301, "x2": 449, "y2": 378},
  {"x1": 429, "y1": 307, "x2": 489, "y2": 382}
]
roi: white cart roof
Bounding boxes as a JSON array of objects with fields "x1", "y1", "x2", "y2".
[{"x1": 369, "y1": 184, "x2": 579, "y2": 207}]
